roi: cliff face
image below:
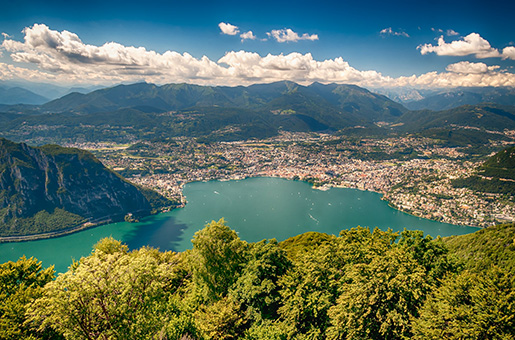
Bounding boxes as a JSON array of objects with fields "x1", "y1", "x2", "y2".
[{"x1": 0, "y1": 138, "x2": 153, "y2": 236}]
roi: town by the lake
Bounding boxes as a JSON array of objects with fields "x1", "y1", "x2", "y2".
[{"x1": 68, "y1": 130, "x2": 515, "y2": 228}]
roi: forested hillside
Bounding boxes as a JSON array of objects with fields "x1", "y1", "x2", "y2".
[
  {"x1": 0, "y1": 81, "x2": 408, "y2": 144},
  {"x1": 0, "y1": 138, "x2": 174, "y2": 237},
  {"x1": 404, "y1": 87, "x2": 515, "y2": 111},
  {"x1": 1, "y1": 220, "x2": 513, "y2": 339},
  {"x1": 452, "y1": 145, "x2": 515, "y2": 200}
]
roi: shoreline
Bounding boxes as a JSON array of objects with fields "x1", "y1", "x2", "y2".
[
  {"x1": 1, "y1": 175, "x2": 479, "y2": 243},
  {"x1": 0, "y1": 207, "x2": 169, "y2": 243},
  {"x1": 307, "y1": 180, "x2": 477, "y2": 229},
  {"x1": 184, "y1": 175, "x2": 477, "y2": 228},
  {"x1": 0, "y1": 220, "x2": 111, "y2": 243}
]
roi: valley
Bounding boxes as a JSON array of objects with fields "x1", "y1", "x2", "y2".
[{"x1": 1, "y1": 8, "x2": 515, "y2": 338}]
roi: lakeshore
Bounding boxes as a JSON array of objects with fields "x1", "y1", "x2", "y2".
[
  {"x1": 0, "y1": 177, "x2": 478, "y2": 273},
  {"x1": 0, "y1": 174, "x2": 471, "y2": 243},
  {"x1": 78, "y1": 132, "x2": 515, "y2": 228},
  {"x1": 0, "y1": 221, "x2": 105, "y2": 243}
]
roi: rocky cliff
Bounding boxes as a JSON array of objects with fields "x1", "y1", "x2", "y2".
[{"x1": 0, "y1": 138, "x2": 164, "y2": 236}]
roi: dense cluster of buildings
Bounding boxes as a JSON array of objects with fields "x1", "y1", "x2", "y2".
[{"x1": 78, "y1": 132, "x2": 515, "y2": 228}]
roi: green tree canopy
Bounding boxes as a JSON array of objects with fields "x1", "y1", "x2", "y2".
[
  {"x1": 189, "y1": 219, "x2": 248, "y2": 301},
  {"x1": 327, "y1": 247, "x2": 430, "y2": 340},
  {"x1": 0, "y1": 256, "x2": 59, "y2": 340},
  {"x1": 413, "y1": 267, "x2": 515, "y2": 340},
  {"x1": 230, "y1": 239, "x2": 292, "y2": 321},
  {"x1": 1, "y1": 222, "x2": 512, "y2": 340},
  {"x1": 27, "y1": 237, "x2": 190, "y2": 339}
]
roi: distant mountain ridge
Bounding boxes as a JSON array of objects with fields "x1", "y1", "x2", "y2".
[
  {"x1": 40, "y1": 81, "x2": 407, "y2": 120},
  {"x1": 0, "y1": 81, "x2": 409, "y2": 142},
  {"x1": 370, "y1": 87, "x2": 434, "y2": 103},
  {"x1": 0, "y1": 80, "x2": 104, "y2": 102},
  {"x1": 0, "y1": 138, "x2": 171, "y2": 237},
  {"x1": 0, "y1": 81, "x2": 514, "y2": 144},
  {"x1": 404, "y1": 87, "x2": 515, "y2": 111},
  {"x1": 0, "y1": 86, "x2": 49, "y2": 105},
  {"x1": 398, "y1": 104, "x2": 515, "y2": 131}
]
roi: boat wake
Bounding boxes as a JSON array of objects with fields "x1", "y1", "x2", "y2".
[{"x1": 308, "y1": 214, "x2": 319, "y2": 224}]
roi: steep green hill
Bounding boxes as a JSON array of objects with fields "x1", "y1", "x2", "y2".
[
  {"x1": 480, "y1": 145, "x2": 515, "y2": 180},
  {"x1": 444, "y1": 223, "x2": 515, "y2": 272},
  {"x1": 0, "y1": 138, "x2": 173, "y2": 237},
  {"x1": 398, "y1": 104, "x2": 515, "y2": 132},
  {"x1": 452, "y1": 146, "x2": 515, "y2": 199}
]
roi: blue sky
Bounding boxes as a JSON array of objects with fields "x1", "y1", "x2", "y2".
[{"x1": 1, "y1": 0, "x2": 514, "y2": 88}]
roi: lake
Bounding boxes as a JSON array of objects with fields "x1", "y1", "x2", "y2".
[{"x1": 0, "y1": 177, "x2": 478, "y2": 272}]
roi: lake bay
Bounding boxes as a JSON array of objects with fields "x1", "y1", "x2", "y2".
[{"x1": 0, "y1": 177, "x2": 478, "y2": 272}]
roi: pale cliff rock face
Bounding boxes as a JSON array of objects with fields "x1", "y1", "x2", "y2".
[{"x1": 0, "y1": 138, "x2": 152, "y2": 234}]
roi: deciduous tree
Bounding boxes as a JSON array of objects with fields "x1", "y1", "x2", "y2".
[
  {"x1": 189, "y1": 219, "x2": 247, "y2": 301},
  {"x1": 327, "y1": 247, "x2": 429, "y2": 340},
  {"x1": 27, "y1": 237, "x2": 187, "y2": 339},
  {"x1": 0, "y1": 256, "x2": 60, "y2": 340}
]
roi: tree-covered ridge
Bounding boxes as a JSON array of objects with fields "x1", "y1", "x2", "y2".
[
  {"x1": 2, "y1": 221, "x2": 514, "y2": 339},
  {"x1": 452, "y1": 145, "x2": 515, "y2": 200},
  {"x1": 479, "y1": 145, "x2": 515, "y2": 180},
  {"x1": 444, "y1": 221, "x2": 515, "y2": 273},
  {"x1": 416, "y1": 224, "x2": 515, "y2": 339},
  {"x1": 0, "y1": 81, "x2": 408, "y2": 144},
  {"x1": 404, "y1": 87, "x2": 515, "y2": 111}
]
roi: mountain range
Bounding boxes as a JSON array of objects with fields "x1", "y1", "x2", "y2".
[
  {"x1": 0, "y1": 85, "x2": 49, "y2": 105},
  {"x1": 0, "y1": 80, "x2": 104, "y2": 104},
  {"x1": 37, "y1": 81, "x2": 407, "y2": 121},
  {"x1": 0, "y1": 81, "x2": 514, "y2": 144},
  {"x1": 0, "y1": 81, "x2": 408, "y2": 142},
  {"x1": 404, "y1": 87, "x2": 515, "y2": 111},
  {"x1": 2, "y1": 80, "x2": 515, "y2": 112}
]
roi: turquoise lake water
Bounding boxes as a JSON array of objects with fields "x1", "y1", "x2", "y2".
[{"x1": 0, "y1": 177, "x2": 478, "y2": 272}]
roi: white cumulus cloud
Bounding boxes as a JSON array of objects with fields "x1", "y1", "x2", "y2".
[
  {"x1": 446, "y1": 29, "x2": 459, "y2": 36},
  {"x1": 240, "y1": 31, "x2": 257, "y2": 42},
  {"x1": 445, "y1": 61, "x2": 500, "y2": 74},
  {"x1": 216, "y1": 51, "x2": 386, "y2": 85},
  {"x1": 502, "y1": 46, "x2": 515, "y2": 60},
  {"x1": 394, "y1": 69, "x2": 515, "y2": 88},
  {"x1": 418, "y1": 33, "x2": 501, "y2": 58},
  {"x1": 218, "y1": 22, "x2": 240, "y2": 36},
  {"x1": 1, "y1": 24, "x2": 514, "y2": 89},
  {"x1": 266, "y1": 28, "x2": 318, "y2": 43},
  {"x1": 380, "y1": 27, "x2": 409, "y2": 38}
]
